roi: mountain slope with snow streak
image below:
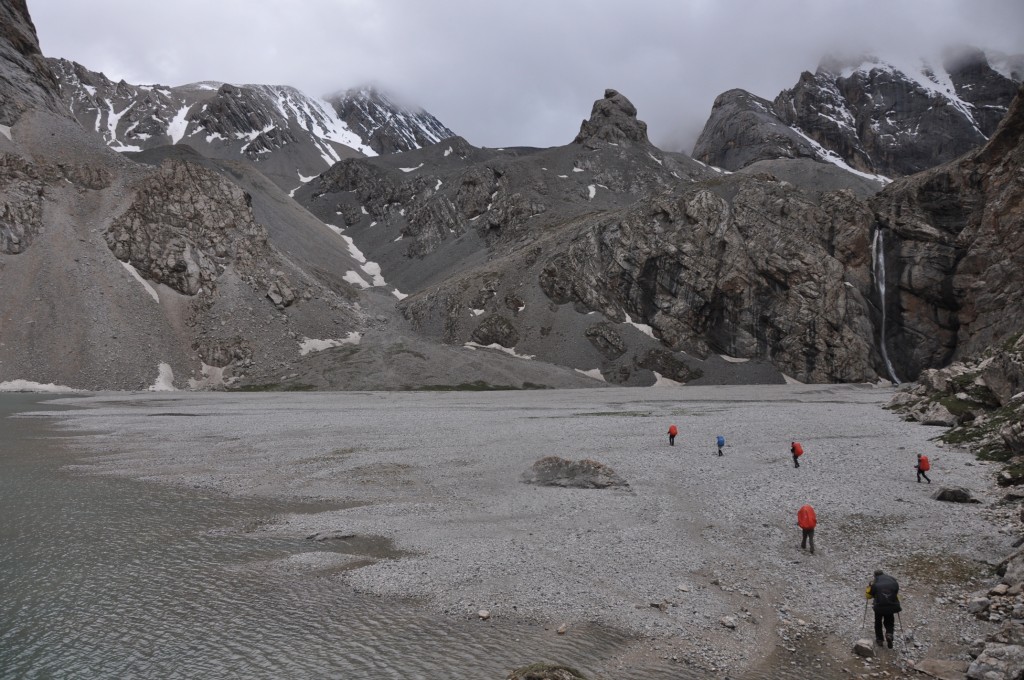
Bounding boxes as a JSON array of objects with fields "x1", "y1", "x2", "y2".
[
  {"x1": 695, "y1": 47, "x2": 1020, "y2": 179},
  {"x1": 47, "y1": 59, "x2": 455, "y2": 191}
]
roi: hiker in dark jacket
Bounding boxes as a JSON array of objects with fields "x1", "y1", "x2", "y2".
[{"x1": 866, "y1": 570, "x2": 901, "y2": 648}]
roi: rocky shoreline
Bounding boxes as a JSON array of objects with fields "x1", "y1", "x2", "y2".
[
  {"x1": 885, "y1": 334, "x2": 1024, "y2": 679},
  {"x1": 30, "y1": 385, "x2": 1019, "y2": 678}
]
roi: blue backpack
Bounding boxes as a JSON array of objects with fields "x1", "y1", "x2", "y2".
[{"x1": 717, "y1": 435, "x2": 725, "y2": 448}]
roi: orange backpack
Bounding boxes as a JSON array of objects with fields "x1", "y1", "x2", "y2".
[
  {"x1": 797, "y1": 504, "x2": 817, "y2": 529},
  {"x1": 792, "y1": 442, "x2": 804, "y2": 457},
  {"x1": 668, "y1": 425, "x2": 678, "y2": 436},
  {"x1": 919, "y1": 455, "x2": 930, "y2": 471}
]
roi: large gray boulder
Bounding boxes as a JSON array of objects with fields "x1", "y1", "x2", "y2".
[
  {"x1": 522, "y1": 456, "x2": 629, "y2": 489},
  {"x1": 967, "y1": 643, "x2": 1024, "y2": 679},
  {"x1": 933, "y1": 487, "x2": 981, "y2": 504}
]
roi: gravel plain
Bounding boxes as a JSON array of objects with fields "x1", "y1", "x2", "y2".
[{"x1": 37, "y1": 384, "x2": 1014, "y2": 675}]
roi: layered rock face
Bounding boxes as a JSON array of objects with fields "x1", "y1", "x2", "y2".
[
  {"x1": 302, "y1": 89, "x2": 888, "y2": 384},
  {"x1": 871, "y1": 84, "x2": 1024, "y2": 380},
  {"x1": 0, "y1": 0, "x2": 63, "y2": 125},
  {"x1": 695, "y1": 50, "x2": 1020, "y2": 179},
  {"x1": 105, "y1": 159, "x2": 287, "y2": 298},
  {"x1": 535, "y1": 176, "x2": 880, "y2": 383}
]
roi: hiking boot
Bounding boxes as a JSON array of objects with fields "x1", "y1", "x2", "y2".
[
  {"x1": 875, "y1": 639, "x2": 884, "y2": 646},
  {"x1": 887, "y1": 638, "x2": 893, "y2": 649}
]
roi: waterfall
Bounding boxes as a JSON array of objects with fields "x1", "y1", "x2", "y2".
[{"x1": 871, "y1": 228, "x2": 900, "y2": 384}]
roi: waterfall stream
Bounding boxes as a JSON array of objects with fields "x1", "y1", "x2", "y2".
[{"x1": 872, "y1": 228, "x2": 900, "y2": 384}]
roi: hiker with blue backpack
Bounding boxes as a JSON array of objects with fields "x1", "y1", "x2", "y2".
[{"x1": 716, "y1": 435, "x2": 725, "y2": 456}]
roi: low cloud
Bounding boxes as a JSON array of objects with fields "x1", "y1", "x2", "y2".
[{"x1": 30, "y1": 0, "x2": 1024, "y2": 153}]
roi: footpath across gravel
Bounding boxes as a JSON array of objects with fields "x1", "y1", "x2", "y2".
[{"x1": 42, "y1": 385, "x2": 1011, "y2": 674}]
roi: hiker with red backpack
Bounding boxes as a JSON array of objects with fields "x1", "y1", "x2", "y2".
[
  {"x1": 797, "y1": 504, "x2": 816, "y2": 554},
  {"x1": 667, "y1": 424, "x2": 678, "y2": 446},
  {"x1": 791, "y1": 441, "x2": 804, "y2": 468},
  {"x1": 916, "y1": 454, "x2": 931, "y2": 483}
]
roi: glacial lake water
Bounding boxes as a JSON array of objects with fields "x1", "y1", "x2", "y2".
[
  {"x1": 0, "y1": 395, "x2": 684, "y2": 679},
  {"x1": 0, "y1": 394, "x2": 856, "y2": 679}
]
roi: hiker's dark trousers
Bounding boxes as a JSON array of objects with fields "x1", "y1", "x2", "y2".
[
  {"x1": 874, "y1": 611, "x2": 894, "y2": 642},
  {"x1": 801, "y1": 528, "x2": 814, "y2": 553},
  {"x1": 793, "y1": 455, "x2": 800, "y2": 468},
  {"x1": 917, "y1": 469, "x2": 930, "y2": 483},
  {"x1": 669, "y1": 435, "x2": 675, "y2": 446}
]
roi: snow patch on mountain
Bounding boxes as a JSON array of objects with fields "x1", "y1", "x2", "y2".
[
  {"x1": 119, "y1": 261, "x2": 160, "y2": 303},
  {"x1": 148, "y1": 363, "x2": 177, "y2": 391},
  {"x1": 463, "y1": 342, "x2": 535, "y2": 360},
  {"x1": 790, "y1": 127, "x2": 892, "y2": 184},
  {"x1": 298, "y1": 332, "x2": 362, "y2": 355},
  {"x1": 575, "y1": 368, "x2": 606, "y2": 382},
  {"x1": 0, "y1": 380, "x2": 81, "y2": 393},
  {"x1": 167, "y1": 105, "x2": 190, "y2": 144}
]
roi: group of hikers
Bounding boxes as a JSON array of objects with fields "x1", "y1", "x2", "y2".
[{"x1": 666, "y1": 424, "x2": 932, "y2": 650}]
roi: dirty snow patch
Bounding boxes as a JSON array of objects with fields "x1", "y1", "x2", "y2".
[
  {"x1": 361, "y1": 206, "x2": 368, "y2": 215},
  {"x1": 719, "y1": 354, "x2": 749, "y2": 364},
  {"x1": 339, "y1": 235, "x2": 366, "y2": 263},
  {"x1": 575, "y1": 368, "x2": 606, "y2": 382},
  {"x1": 400, "y1": 163, "x2": 424, "y2": 173},
  {"x1": 652, "y1": 372, "x2": 685, "y2": 387},
  {"x1": 298, "y1": 332, "x2": 362, "y2": 355},
  {"x1": 0, "y1": 380, "x2": 80, "y2": 393},
  {"x1": 443, "y1": 147, "x2": 452, "y2": 157},
  {"x1": 435, "y1": 179, "x2": 443, "y2": 190},
  {"x1": 188, "y1": 363, "x2": 237, "y2": 390},
  {"x1": 343, "y1": 271, "x2": 370, "y2": 288},
  {"x1": 119, "y1": 260, "x2": 160, "y2": 303},
  {"x1": 0, "y1": 125, "x2": 11, "y2": 141},
  {"x1": 392, "y1": 289, "x2": 408, "y2": 300},
  {"x1": 470, "y1": 308, "x2": 485, "y2": 316},
  {"x1": 623, "y1": 313, "x2": 656, "y2": 339},
  {"x1": 360, "y1": 261, "x2": 386, "y2": 287},
  {"x1": 573, "y1": 167, "x2": 584, "y2": 173},
  {"x1": 647, "y1": 152, "x2": 663, "y2": 165},
  {"x1": 167, "y1": 106, "x2": 190, "y2": 144},
  {"x1": 588, "y1": 185, "x2": 596, "y2": 200},
  {"x1": 783, "y1": 373, "x2": 804, "y2": 385},
  {"x1": 463, "y1": 342, "x2": 535, "y2": 360},
  {"x1": 149, "y1": 363, "x2": 176, "y2": 391}
]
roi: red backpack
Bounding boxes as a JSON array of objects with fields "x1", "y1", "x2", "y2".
[
  {"x1": 919, "y1": 455, "x2": 930, "y2": 471},
  {"x1": 797, "y1": 504, "x2": 817, "y2": 529},
  {"x1": 792, "y1": 442, "x2": 804, "y2": 457}
]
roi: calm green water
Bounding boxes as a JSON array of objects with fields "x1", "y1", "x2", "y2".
[{"x1": 0, "y1": 395, "x2": 681, "y2": 679}]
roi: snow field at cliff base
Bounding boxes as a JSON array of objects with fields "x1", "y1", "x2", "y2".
[{"x1": 43, "y1": 384, "x2": 1008, "y2": 672}]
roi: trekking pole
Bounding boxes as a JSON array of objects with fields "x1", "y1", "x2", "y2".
[
  {"x1": 897, "y1": 612, "x2": 905, "y2": 652},
  {"x1": 862, "y1": 599, "x2": 867, "y2": 629}
]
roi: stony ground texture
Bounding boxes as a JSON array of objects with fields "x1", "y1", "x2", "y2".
[{"x1": 41, "y1": 385, "x2": 1012, "y2": 676}]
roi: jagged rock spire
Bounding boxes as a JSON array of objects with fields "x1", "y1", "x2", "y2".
[{"x1": 573, "y1": 89, "x2": 650, "y2": 148}]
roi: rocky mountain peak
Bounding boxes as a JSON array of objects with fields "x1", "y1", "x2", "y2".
[
  {"x1": 325, "y1": 86, "x2": 455, "y2": 155},
  {"x1": 573, "y1": 89, "x2": 650, "y2": 147},
  {"x1": 695, "y1": 47, "x2": 1020, "y2": 180}
]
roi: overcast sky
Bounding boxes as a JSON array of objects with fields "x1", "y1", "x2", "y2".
[{"x1": 29, "y1": 0, "x2": 1024, "y2": 152}]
